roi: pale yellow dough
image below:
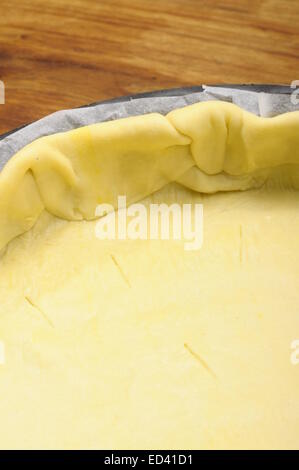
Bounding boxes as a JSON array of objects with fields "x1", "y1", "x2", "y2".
[{"x1": 0, "y1": 101, "x2": 299, "y2": 449}]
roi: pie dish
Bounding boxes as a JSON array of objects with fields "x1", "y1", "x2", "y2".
[{"x1": 0, "y1": 97, "x2": 298, "y2": 449}]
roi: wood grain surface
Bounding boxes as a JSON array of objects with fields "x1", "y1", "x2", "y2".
[{"x1": 0, "y1": 0, "x2": 299, "y2": 134}]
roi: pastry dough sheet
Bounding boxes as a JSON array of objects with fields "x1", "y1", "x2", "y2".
[
  {"x1": 0, "y1": 101, "x2": 299, "y2": 449},
  {"x1": 0, "y1": 183, "x2": 298, "y2": 449}
]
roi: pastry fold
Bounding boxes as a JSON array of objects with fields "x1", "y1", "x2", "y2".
[{"x1": 1, "y1": 101, "x2": 299, "y2": 251}]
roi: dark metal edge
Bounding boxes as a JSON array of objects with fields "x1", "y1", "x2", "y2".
[{"x1": 0, "y1": 84, "x2": 292, "y2": 141}]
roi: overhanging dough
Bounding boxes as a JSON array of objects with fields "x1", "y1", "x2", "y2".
[{"x1": 1, "y1": 101, "x2": 299, "y2": 252}]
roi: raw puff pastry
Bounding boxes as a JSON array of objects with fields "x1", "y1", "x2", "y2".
[{"x1": 0, "y1": 101, "x2": 299, "y2": 449}]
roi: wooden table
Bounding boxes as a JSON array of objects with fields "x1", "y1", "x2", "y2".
[{"x1": 0, "y1": 0, "x2": 298, "y2": 135}]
